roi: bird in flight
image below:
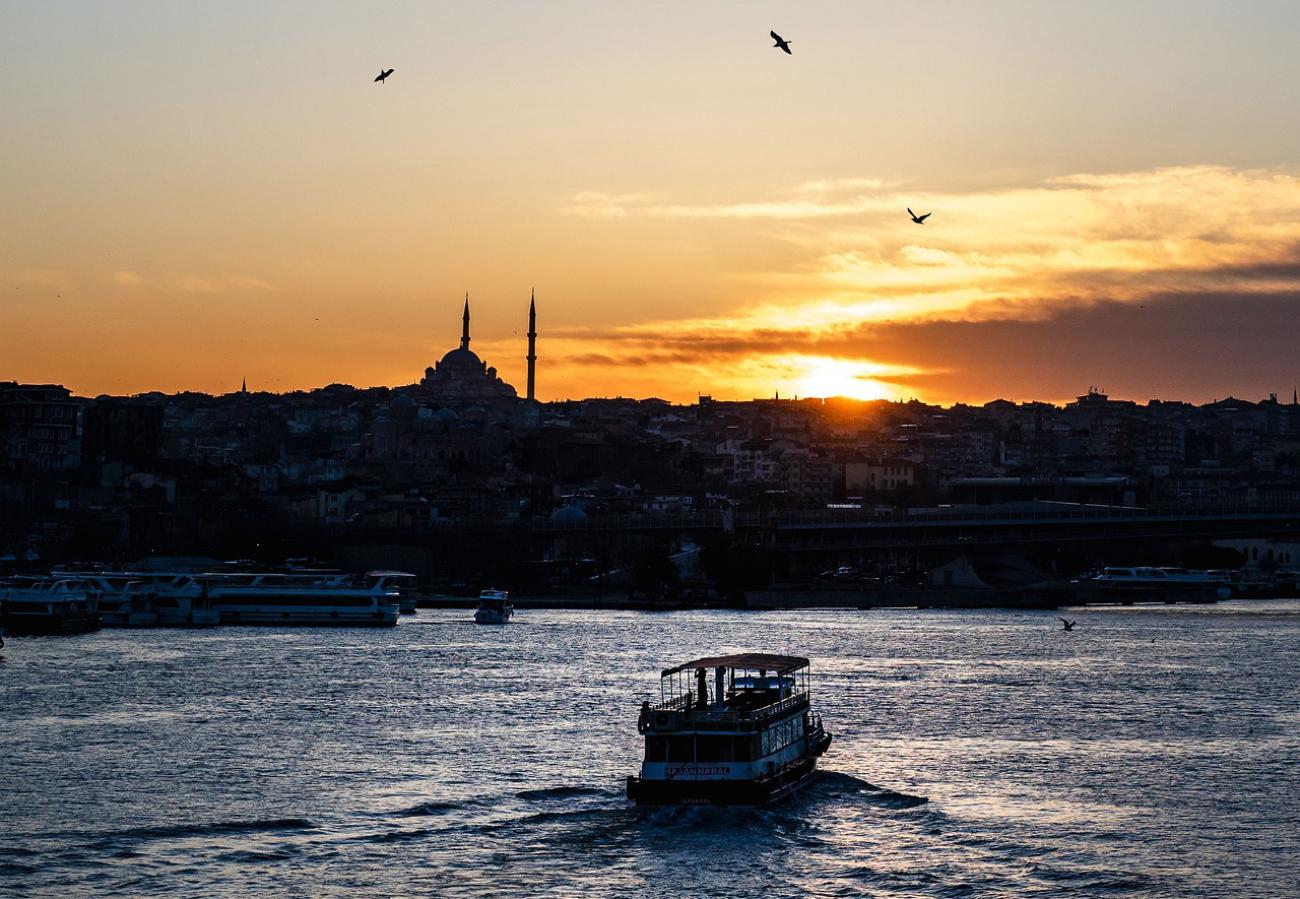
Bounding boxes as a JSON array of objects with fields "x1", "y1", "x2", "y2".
[
  {"x1": 770, "y1": 31, "x2": 792, "y2": 55},
  {"x1": 908, "y1": 208, "x2": 931, "y2": 225},
  {"x1": 374, "y1": 68, "x2": 394, "y2": 84},
  {"x1": 1058, "y1": 617, "x2": 1077, "y2": 632}
]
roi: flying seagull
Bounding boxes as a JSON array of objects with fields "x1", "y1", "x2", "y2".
[
  {"x1": 374, "y1": 68, "x2": 394, "y2": 84},
  {"x1": 908, "y1": 208, "x2": 931, "y2": 225},
  {"x1": 1058, "y1": 617, "x2": 1077, "y2": 632},
  {"x1": 771, "y1": 31, "x2": 792, "y2": 54}
]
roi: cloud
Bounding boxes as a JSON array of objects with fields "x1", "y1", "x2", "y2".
[
  {"x1": 178, "y1": 276, "x2": 224, "y2": 295},
  {"x1": 560, "y1": 191, "x2": 657, "y2": 219},
  {"x1": 177, "y1": 275, "x2": 275, "y2": 294},
  {"x1": 546, "y1": 167, "x2": 1300, "y2": 401}
]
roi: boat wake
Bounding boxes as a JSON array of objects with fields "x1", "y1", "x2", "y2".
[
  {"x1": 815, "y1": 771, "x2": 929, "y2": 808},
  {"x1": 391, "y1": 800, "x2": 465, "y2": 818},
  {"x1": 72, "y1": 817, "x2": 317, "y2": 852},
  {"x1": 516, "y1": 786, "x2": 613, "y2": 801}
]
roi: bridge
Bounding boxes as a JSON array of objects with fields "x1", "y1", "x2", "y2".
[{"x1": 341, "y1": 500, "x2": 1297, "y2": 545}]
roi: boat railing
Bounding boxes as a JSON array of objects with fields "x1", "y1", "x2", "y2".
[
  {"x1": 652, "y1": 690, "x2": 810, "y2": 727},
  {"x1": 657, "y1": 693, "x2": 694, "y2": 712}
]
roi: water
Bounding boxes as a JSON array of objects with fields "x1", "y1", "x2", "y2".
[{"x1": 2, "y1": 602, "x2": 1298, "y2": 898}]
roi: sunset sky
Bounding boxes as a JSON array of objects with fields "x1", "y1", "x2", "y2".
[{"x1": 4, "y1": 2, "x2": 1300, "y2": 404}]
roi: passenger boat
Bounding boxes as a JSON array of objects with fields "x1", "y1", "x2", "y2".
[
  {"x1": 1093, "y1": 567, "x2": 1232, "y2": 602},
  {"x1": 196, "y1": 571, "x2": 401, "y2": 627},
  {"x1": 473, "y1": 588, "x2": 513, "y2": 624},
  {"x1": 626, "y1": 653, "x2": 833, "y2": 806},
  {"x1": 0, "y1": 578, "x2": 101, "y2": 635},
  {"x1": 54, "y1": 571, "x2": 221, "y2": 627},
  {"x1": 148, "y1": 575, "x2": 223, "y2": 627},
  {"x1": 367, "y1": 570, "x2": 418, "y2": 614},
  {"x1": 71, "y1": 575, "x2": 159, "y2": 627}
]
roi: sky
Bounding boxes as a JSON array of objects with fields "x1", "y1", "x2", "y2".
[{"x1": 4, "y1": 1, "x2": 1300, "y2": 405}]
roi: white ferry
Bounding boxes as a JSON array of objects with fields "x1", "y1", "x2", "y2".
[
  {"x1": 148, "y1": 574, "x2": 223, "y2": 627},
  {"x1": 54, "y1": 571, "x2": 222, "y2": 627},
  {"x1": 196, "y1": 571, "x2": 401, "y2": 627},
  {"x1": 627, "y1": 653, "x2": 833, "y2": 806},
  {"x1": 367, "y1": 571, "x2": 419, "y2": 614},
  {"x1": 0, "y1": 578, "x2": 101, "y2": 635},
  {"x1": 1094, "y1": 567, "x2": 1232, "y2": 601},
  {"x1": 70, "y1": 575, "x2": 159, "y2": 628},
  {"x1": 473, "y1": 588, "x2": 513, "y2": 624}
]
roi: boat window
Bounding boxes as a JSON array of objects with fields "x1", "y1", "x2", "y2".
[
  {"x1": 731, "y1": 737, "x2": 753, "y2": 761},
  {"x1": 644, "y1": 736, "x2": 667, "y2": 762},
  {"x1": 694, "y1": 736, "x2": 733, "y2": 763},
  {"x1": 666, "y1": 737, "x2": 694, "y2": 763}
]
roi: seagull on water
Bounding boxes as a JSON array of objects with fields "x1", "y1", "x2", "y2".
[
  {"x1": 1058, "y1": 617, "x2": 1077, "y2": 632},
  {"x1": 374, "y1": 68, "x2": 394, "y2": 84},
  {"x1": 771, "y1": 31, "x2": 793, "y2": 55},
  {"x1": 908, "y1": 208, "x2": 931, "y2": 225}
]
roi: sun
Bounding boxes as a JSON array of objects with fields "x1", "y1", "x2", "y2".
[{"x1": 787, "y1": 355, "x2": 910, "y2": 401}]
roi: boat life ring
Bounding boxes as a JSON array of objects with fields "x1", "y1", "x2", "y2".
[{"x1": 652, "y1": 711, "x2": 672, "y2": 729}]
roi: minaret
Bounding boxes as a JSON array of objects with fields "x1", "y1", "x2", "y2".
[
  {"x1": 526, "y1": 288, "x2": 537, "y2": 402},
  {"x1": 241, "y1": 377, "x2": 248, "y2": 395},
  {"x1": 460, "y1": 293, "x2": 471, "y2": 350}
]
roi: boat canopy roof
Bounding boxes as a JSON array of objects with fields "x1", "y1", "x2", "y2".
[{"x1": 661, "y1": 653, "x2": 809, "y2": 677}]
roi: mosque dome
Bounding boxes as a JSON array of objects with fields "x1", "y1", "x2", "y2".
[
  {"x1": 438, "y1": 346, "x2": 484, "y2": 372},
  {"x1": 417, "y1": 295, "x2": 521, "y2": 403},
  {"x1": 432, "y1": 407, "x2": 459, "y2": 423},
  {"x1": 550, "y1": 504, "x2": 589, "y2": 524}
]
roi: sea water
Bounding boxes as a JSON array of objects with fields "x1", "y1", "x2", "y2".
[{"x1": 2, "y1": 602, "x2": 1297, "y2": 897}]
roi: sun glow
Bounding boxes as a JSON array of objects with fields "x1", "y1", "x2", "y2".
[{"x1": 786, "y1": 356, "x2": 912, "y2": 402}]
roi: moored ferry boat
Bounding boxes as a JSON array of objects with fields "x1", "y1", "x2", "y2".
[
  {"x1": 473, "y1": 588, "x2": 513, "y2": 624},
  {"x1": 627, "y1": 653, "x2": 832, "y2": 806},
  {"x1": 197, "y1": 571, "x2": 400, "y2": 627},
  {"x1": 367, "y1": 571, "x2": 418, "y2": 614},
  {"x1": 72, "y1": 575, "x2": 159, "y2": 627},
  {"x1": 55, "y1": 571, "x2": 221, "y2": 627},
  {"x1": 1093, "y1": 566, "x2": 1232, "y2": 602},
  {"x1": 0, "y1": 578, "x2": 101, "y2": 636},
  {"x1": 149, "y1": 574, "x2": 223, "y2": 627}
]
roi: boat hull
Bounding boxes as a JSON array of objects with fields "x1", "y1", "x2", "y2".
[
  {"x1": 154, "y1": 608, "x2": 222, "y2": 627},
  {"x1": 627, "y1": 754, "x2": 823, "y2": 807},
  {"x1": 0, "y1": 614, "x2": 101, "y2": 636},
  {"x1": 99, "y1": 611, "x2": 160, "y2": 628},
  {"x1": 218, "y1": 609, "x2": 398, "y2": 627}
]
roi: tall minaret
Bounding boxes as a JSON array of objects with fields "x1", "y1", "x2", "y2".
[
  {"x1": 526, "y1": 288, "x2": 537, "y2": 401},
  {"x1": 460, "y1": 293, "x2": 471, "y2": 350}
]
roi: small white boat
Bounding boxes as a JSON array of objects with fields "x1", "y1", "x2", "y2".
[{"x1": 473, "y1": 588, "x2": 513, "y2": 624}]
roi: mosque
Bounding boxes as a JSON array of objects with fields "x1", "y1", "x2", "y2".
[{"x1": 418, "y1": 293, "x2": 537, "y2": 406}]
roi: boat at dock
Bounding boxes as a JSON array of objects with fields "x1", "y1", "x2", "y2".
[
  {"x1": 68, "y1": 574, "x2": 160, "y2": 627},
  {"x1": 627, "y1": 653, "x2": 832, "y2": 806},
  {"x1": 0, "y1": 578, "x2": 102, "y2": 636},
  {"x1": 1091, "y1": 567, "x2": 1232, "y2": 602},
  {"x1": 195, "y1": 571, "x2": 401, "y2": 627},
  {"x1": 367, "y1": 571, "x2": 418, "y2": 614},
  {"x1": 53, "y1": 570, "x2": 221, "y2": 627},
  {"x1": 473, "y1": 588, "x2": 513, "y2": 624}
]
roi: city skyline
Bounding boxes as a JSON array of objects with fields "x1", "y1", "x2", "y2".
[{"x1": 5, "y1": 3, "x2": 1300, "y2": 404}]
